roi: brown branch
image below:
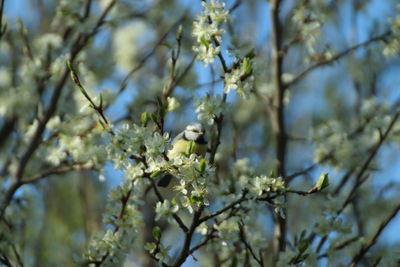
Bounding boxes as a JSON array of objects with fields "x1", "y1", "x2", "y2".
[
  {"x1": 0, "y1": 0, "x2": 6, "y2": 38},
  {"x1": 173, "y1": 206, "x2": 204, "y2": 267},
  {"x1": 199, "y1": 190, "x2": 248, "y2": 223},
  {"x1": 269, "y1": 0, "x2": 287, "y2": 262},
  {"x1": 349, "y1": 203, "x2": 400, "y2": 267},
  {"x1": 189, "y1": 229, "x2": 217, "y2": 254},
  {"x1": 315, "y1": 110, "x2": 400, "y2": 254},
  {"x1": 0, "y1": 117, "x2": 16, "y2": 149},
  {"x1": 20, "y1": 163, "x2": 94, "y2": 185},
  {"x1": 317, "y1": 236, "x2": 359, "y2": 259},
  {"x1": 239, "y1": 222, "x2": 264, "y2": 266},
  {"x1": 284, "y1": 31, "x2": 391, "y2": 89},
  {"x1": 286, "y1": 153, "x2": 332, "y2": 182},
  {"x1": 287, "y1": 115, "x2": 378, "y2": 184},
  {"x1": 148, "y1": 178, "x2": 189, "y2": 233},
  {"x1": 337, "y1": 110, "x2": 400, "y2": 216},
  {"x1": 87, "y1": 185, "x2": 134, "y2": 266},
  {"x1": 83, "y1": 0, "x2": 92, "y2": 19}
]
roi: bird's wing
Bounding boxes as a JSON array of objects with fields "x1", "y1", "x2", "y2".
[{"x1": 171, "y1": 131, "x2": 185, "y2": 145}]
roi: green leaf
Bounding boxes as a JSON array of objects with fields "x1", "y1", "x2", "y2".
[
  {"x1": 150, "y1": 113, "x2": 157, "y2": 123},
  {"x1": 199, "y1": 159, "x2": 207, "y2": 173},
  {"x1": 316, "y1": 173, "x2": 329, "y2": 191},
  {"x1": 242, "y1": 57, "x2": 252, "y2": 75},
  {"x1": 156, "y1": 96, "x2": 163, "y2": 107},
  {"x1": 185, "y1": 140, "x2": 196, "y2": 156},
  {"x1": 141, "y1": 112, "x2": 148, "y2": 126},
  {"x1": 99, "y1": 93, "x2": 103, "y2": 108},
  {"x1": 190, "y1": 194, "x2": 203, "y2": 203},
  {"x1": 152, "y1": 226, "x2": 162, "y2": 242},
  {"x1": 150, "y1": 170, "x2": 163, "y2": 178},
  {"x1": 245, "y1": 49, "x2": 256, "y2": 59},
  {"x1": 269, "y1": 170, "x2": 275, "y2": 177},
  {"x1": 66, "y1": 60, "x2": 73, "y2": 71},
  {"x1": 200, "y1": 36, "x2": 210, "y2": 47},
  {"x1": 171, "y1": 197, "x2": 177, "y2": 206},
  {"x1": 298, "y1": 239, "x2": 309, "y2": 253}
]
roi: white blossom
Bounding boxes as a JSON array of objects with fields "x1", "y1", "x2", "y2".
[
  {"x1": 195, "y1": 94, "x2": 224, "y2": 125},
  {"x1": 249, "y1": 175, "x2": 285, "y2": 197},
  {"x1": 224, "y1": 57, "x2": 254, "y2": 98},
  {"x1": 192, "y1": 0, "x2": 229, "y2": 65}
]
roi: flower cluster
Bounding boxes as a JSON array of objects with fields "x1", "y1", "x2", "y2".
[
  {"x1": 106, "y1": 123, "x2": 169, "y2": 171},
  {"x1": 144, "y1": 242, "x2": 171, "y2": 262},
  {"x1": 155, "y1": 199, "x2": 179, "y2": 221},
  {"x1": 83, "y1": 183, "x2": 143, "y2": 266},
  {"x1": 249, "y1": 175, "x2": 286, "y2": 197},
  {"x1": 383, "y1": 5, "x2": 400, "y2": 58},
  {"x1": 195, "y1": 94, "x2": 225, "y2": 125},
  {"x1": 169, "y1": 155, "x2": 215, "y2": 213},
  {"x1": 313, "y1": 98, "x2": 394, "y2": 170},
  {"x1": 291, "y1": 1, "x2": 333, "y2": 62},
  {"x1": 224, "y1": 57, "x2": 254, "y2": 98},
  {"x1": 192, "y1": 0, "x2": 229, "y2": 65}
]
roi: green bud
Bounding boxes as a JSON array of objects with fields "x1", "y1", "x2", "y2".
[
  {"x1": 200, "y1": 36, "x2": 210, "y2": 47},
  {"x1": 199, "y1": 159, "x2": 207, "y2": 173},
  {"x1": 269, "y1": 170, "x2": 275, "y2": 177},
  {"x1": 186, "y1": 141, "x2": 196, "y2": 156},
  {"x1": 171, "y1": 197, "x2": 177, "y2": 206},
  {"x1": 141, "y1": 112, "x2": 148, "y2": 126},
  {"x1": 298, "y1": 239, "x2": 309, "y2": 253},
  {"x1": 316, "y1": 173, "x2": 329, "y2": 191},
  {"x1": 66, "y1": 60, "x2": 73, "y2": 71},
  {"x1": 99, "y1": 93, "x2": 103, "y2": 108},
  {"x1": 150, "y1": 170, "x2": 163, "y2": 178},
  {"x1": 190, "y1": 194, "x2": 203, "y2": 203},
  {"x1": 152, "y1": 226, "x2": 162, "y2": 242},
  {"x1": 176, "y1": 24, "x2": 183, "y2": 40}
]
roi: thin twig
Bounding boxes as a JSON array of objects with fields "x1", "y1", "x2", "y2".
[
  {"x1": 20, "y1": 163, "x2": 94, "y2": 185},
  {"x1": 315, "y1": 110, "x2": 400, "y2": 254},
  {"x1": 118, "y1": 15, "x2": 186, "y2": 94},
  {"x1": 0, "y1": 0, "x2": 117, "y2": 219},
  {"x1": 239, "y1": 221, "x2": 264, "y2": 266},
  {"x1": 349, "y1": 203, "x2": 400, "y2": 267},
  {"x1": 285, "y1": 31, "x2": 391, "y2": 89},
  {"x1": 0, "y1": 0, "x2": 6, "y2": 38},
  {"x1": 148, "y1": 178, "x2": 189, "y2": 233}
]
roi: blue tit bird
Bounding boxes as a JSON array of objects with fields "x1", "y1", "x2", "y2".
[{"x1": 157, "y1": 123, "x2": 208, "y2": 187}]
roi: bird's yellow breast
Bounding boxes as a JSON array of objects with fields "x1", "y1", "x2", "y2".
[{"x1": 167, "y1": 139, "x2": 207, "y2": 159}]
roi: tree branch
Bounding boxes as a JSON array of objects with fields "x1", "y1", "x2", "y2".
[
  {"x1": 269, "y1": 0, "x2": 287, "y2": 261},
  {"x1": 284, "y1": 31, "x2": 391, "y2": 89},
  {"x1": 173, "y1": 206, "x2": 204, "y2": 267},
  {"x1": 20, "y1": 163, "x2": 94, "y2": 185},
  {"x1": 118, "y1": 14, "x2": 186, "y2": 94},
  {"x1": 0, "y1": 0, "x2": 117, "y2": 219},
  {"x1": 239, "y1": 221, "x2": 264, "y2": 266},
  {"x1": 350, "y1": 203, "x2": 400, "y2": 267},
  {"x1": 315, "y1": 109, "x2": 400, "y2": 254}
]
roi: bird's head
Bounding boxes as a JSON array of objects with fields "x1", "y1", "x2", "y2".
[{"x1": 184, "y1": 123, "x2": 207, "y2": 144}]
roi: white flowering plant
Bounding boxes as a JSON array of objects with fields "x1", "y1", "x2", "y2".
[{"x1": 1, "y1": 0, "x2": 400, "y2": 267}]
